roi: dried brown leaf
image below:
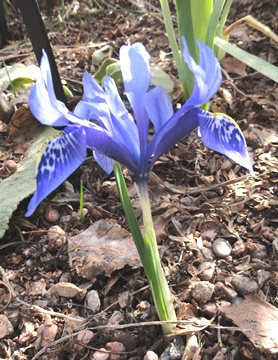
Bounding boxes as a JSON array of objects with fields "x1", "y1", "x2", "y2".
[
  {"x1": 68, "y1": 219, "x2": 141, "y2": 279},
  {"x1": 221, "y1": 295, "x2": 278, "y2": 354}
]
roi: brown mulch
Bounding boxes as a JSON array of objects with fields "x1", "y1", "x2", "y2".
[{"x1": 0, "y1": 0, "x2": 277, "y2": 359}]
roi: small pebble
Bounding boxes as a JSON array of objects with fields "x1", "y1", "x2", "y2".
[
  {"x1": 203, "y1": 300, "x2": 231, "y2": 316},
  {"x1": 232, "y1": 239, "x2": 246, "y2": 257},
  {"x1": 231, "y1": 274, "x2": 258, "y2": 295},
  {"x1": 160, "y1": 337, "x2": 185, "y2": 360},
  {"x1": 0, "y1": 315, "x2": 14, "y2": 338},
  {"x1": 214, "y1": 282, "x2": 237, "y2": 300},
  {"x1": 105, "y1": 342, "x2": 126, "y2": 360},
  {"x1": 212, "y1": 238, "x2": 232, "y2": 258},
  {"x1": 91, "y1": 348, "x2": 109, "y2": 360},
  {"x1": 62, "y1": 180, "x2": 75, "y2": 193},
  {"x1": 107, "y1": 311, "x2": 126, "y2": 326},
  {"x1": 75, "y1": 330, "x2": 94, "y2": 351},
  {"x1": 47, "y1": 225, "x2": 66, "y2": 250},
  {"x1": 18, "y1": 321, "x2": 36, "y2": 345},
  {"x1": 45, "y1": 207, "x2": 59, "y2": 222},
  {"x1": 3, "y1": 159, "x2": 18, "y2": 173},
  {"x1": 198, "y1": 261, "x2": 215, "y2": 281},
  {"x1": 191, "y1": 281, "x2": 214, "y2": 303},
  {"x1": 85, "y1": 290, "x2": 101, "y2": 313},
  {"x1": 60, "y1": 214, "x2": 71, "y2": 223},
  {"x1": 144, "y1": 351, "x2": 158, "y2": 360},
  {"x1": 50, "y1": 282, "x2": 83, "y2": 298}
]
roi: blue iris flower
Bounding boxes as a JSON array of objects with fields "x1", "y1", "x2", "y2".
[{"x1": 26, "y1": 38, "x2": 253, "y2": 216}]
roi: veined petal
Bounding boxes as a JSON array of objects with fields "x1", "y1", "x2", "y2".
[
  {"x1": 103, "y1": 76, "x2": 131, "y2": 119},
  {"x1": 26, "y1": 125, "x2": 87, "y2": 216},
  {"x1": 120, "y1": 43, "x2": 151, "y2": 156},
  {"x1": 74, "y1": 99, "x2": 111, "y2": 130},
  {"x1": 120, "y1": 43, "x2": 151, "y2": 98},
  {"x1": 144, "y1": 86, "x2": 173, "y2": 132},
  {"x1": 85, "y1": 127, "x2": 141, "y2": 178},
  {"x1": 198, "y1": 110, "x2": 254, "y2": 174},
  {"x1": 93, "y1": 150, "x2": 114, "y2": 174},
  {"x1": 182, "y1": 38, "x2": 221, "y2": 108},
  {"x1": 102, "y1": 76, "x2": 139, "y2": 145},
  {"x1": 82, "y1": 71, "x2": 106, "y2": 102},
  {"x1": 29, "y1": 50, "x2": 74, "y2": 127},
  {"x1": 146, "y1": 108, "x2": 200, "y2": 174}
]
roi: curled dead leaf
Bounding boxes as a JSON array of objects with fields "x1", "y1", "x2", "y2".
[{"x1": 68, "y1": 219, "x2": 141, "y2": 279}]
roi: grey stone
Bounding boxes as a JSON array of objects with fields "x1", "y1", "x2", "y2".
[
  {"x1": 231, "y1": 274, "x2": 258, "y2": 295},
  {"x1": 191, "y1": 281, "x2": 214, "y2": 303},
  {"x1": 212, "y1": 238, "x2": 232, "y2": 257}
]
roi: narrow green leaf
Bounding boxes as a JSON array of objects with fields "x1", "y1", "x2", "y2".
[
  {"x1": 159, "y1": 0, "x2": 189, "y2": 98},
  {"x1": 113, "y1": 162, "x2": 147, "y2": 266},
  {"x1": 214, "y1": 37, "x2": 278, "y2": 82},
  {"x1": 191, "y1": 0, "x2": 213, "y2": 44},
  {"x1": 214, "y1": 0, "x2": 233, "y2": 59},
  {"x1": 205, "y1": 0, "x2": 226, "y2": 49}
]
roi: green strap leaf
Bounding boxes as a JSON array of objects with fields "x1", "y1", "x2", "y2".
[{"x1": 214, "y1": 36, "x2": 278, "y2": 82}]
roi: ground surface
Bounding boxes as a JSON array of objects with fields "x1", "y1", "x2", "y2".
[{"x1": 0, "y1": 1, "x2": 277, "y2": 359}]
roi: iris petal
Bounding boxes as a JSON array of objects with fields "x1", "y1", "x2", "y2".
[
  {"x1": 26, "y1": 125, "x2": 87, "y2": 216},
  {"x1": 85, "y1": 127, "x2": 141, "y2": 178},
  {"x1": 182, "y1": 38, "x2": 221, "y2": 108},
  {"x1": 93, "y1": 150, "x2": 114, "y2": 174},
  {"x1": 82, "y1": 71, "x2": 106, "y2": 102},
  {"x1": 198, "y1": 110, "x2": 253, "y2": 174},
  {"x1": 144, "y1": 86, "x2": 173, "y2": 132},
  {"x1": 102, "y1": 76, "x2": 139, "y2": 149},
  {"x1": 120, "y1": 43, "x2": 151, "y2": 156},
  {"x1": 120, "y1": 43, "x2": 151, "y2": 98},
  {"x1": 29, "y1": 51, "x2": 76, "y2": 127},
  {"x1": 147, "y1": 108, "x2": 199, "y2": 173}
]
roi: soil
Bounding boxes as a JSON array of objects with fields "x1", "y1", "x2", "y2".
[{"x1": 0, "y1": 1, "x2": 277, "y2": 359}]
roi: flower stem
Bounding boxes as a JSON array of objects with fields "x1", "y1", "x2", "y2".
[
  {"x1": 136, "y1": 180, "x2": 177, "y2": 334},
  {"x1": 113, "y1": 163, "x2": 176, "y2": 334}
]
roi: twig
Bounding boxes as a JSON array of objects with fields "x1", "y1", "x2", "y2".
[
  {"x1": 221, "y1": 67, "x2": 246, "y2": 97},
  {"x1": 0, "y1": 280, "x2": 12, "y2": 313}
]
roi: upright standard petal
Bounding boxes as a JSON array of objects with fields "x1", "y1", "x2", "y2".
[
  {"x1": 144, "y1": 86, "x2": 173, "y2": 132},
  {"x1": 26, "y1": 125, "x2": 87, "y2": 216},
  {"x1": 146, "y1": 108, "x2": 200, "y2": 174},
  {"x1": 85, "y1": 126, "x2": 141, "y2": 178},
  {"x1": 182, "y1": 38, "x2": 221, "y2": 108},
  {"x1": 197, "y1": 110, "x2": 253, "y2": 174},
  {"x1": 120, "y1": 43, "x2": 151, "y2": 157},
  {"x1": 29, "y1": 50, "x2": 74, "y2": 127}
]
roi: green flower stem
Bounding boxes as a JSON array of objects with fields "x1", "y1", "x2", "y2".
[
  {"x1": 136, "y1": 179, "x2": 177, "y2": 334},
  {"x1": 114, "y1": 163, "x2": 176, "y2": 334}
]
